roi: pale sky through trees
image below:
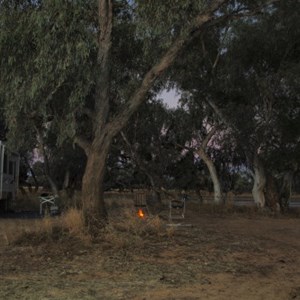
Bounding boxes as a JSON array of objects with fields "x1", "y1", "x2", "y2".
[{"x1": 158, "y1": 89, "x2": 180, "y2": 109}]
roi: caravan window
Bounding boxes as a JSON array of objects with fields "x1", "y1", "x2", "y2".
[{"x1": 3, "y1": 154, "x2": 7, "y2": 173}]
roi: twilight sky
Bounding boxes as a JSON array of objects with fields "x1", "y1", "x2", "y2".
[{"x1": 158, "y1": 89, "x2": 180, "y2": 109}]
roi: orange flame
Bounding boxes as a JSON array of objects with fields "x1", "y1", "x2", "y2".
[{"x1": 137, "y1": 208, "x2": 145, "y2": 218}]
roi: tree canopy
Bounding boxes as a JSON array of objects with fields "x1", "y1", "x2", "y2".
[{"x1": 1, "y1": 0, "x2": 297, "y2": 226}]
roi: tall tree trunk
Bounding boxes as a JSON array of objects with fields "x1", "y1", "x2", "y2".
[
  {"x1": 195, "y1": 126, "x2": 222, "y2": 204},
  {"x1": 252, "y1": 154, "x2": 266, "y2": 208},
  {"x1": 81, "y1": 140, "x2": 111, "y2": 229},
  {"x1": 197, "y1": 148, "x2": 222, "y2": 204}
]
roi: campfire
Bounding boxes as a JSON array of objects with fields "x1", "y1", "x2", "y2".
[{"x1": 137, "y1": 208, "x2": 145, "y2": 218}]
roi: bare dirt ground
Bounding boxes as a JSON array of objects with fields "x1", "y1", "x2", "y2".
[{"x1": 0, "y1": 206, "x2": 300, "y2": 300}]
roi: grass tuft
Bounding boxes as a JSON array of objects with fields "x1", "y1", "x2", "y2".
[
  {"x1": 3, "y1": 209, "x2": 90, "y2": 246},
  {"x1": 61, "y1": 208, "x2": 87, "y2": 237},
  {"x1": 100, "y1": 209, "x2": 170, "y2": 251}
]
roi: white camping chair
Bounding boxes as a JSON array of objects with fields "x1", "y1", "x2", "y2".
[{"x1": 39, "y1": 193, "x2": 59, "y2": 215}]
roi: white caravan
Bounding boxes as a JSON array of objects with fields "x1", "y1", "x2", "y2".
[{"x1": 0, "y1": 141, "x2": 20, "y2": 211}]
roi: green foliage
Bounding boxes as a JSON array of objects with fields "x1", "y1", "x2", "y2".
[
  {"x1": 0, "y1": 0, "x2": 160, "y2": 147},
  {"x1": 160, "y1": 0, "x2": 299, "y2": 193},
  {"x1": 135, "y1": 0, "x2": 207, "y2": 38},
  {"x1": 118, "y1": 100, "x2": 177, "y2": 188},
  {"x1": 0, "y1": 0, "x2": 97, "y2": 145},
  {"x1": 134, "y1": 0, "x2": 207, "y2": 60},
  {"x1": 224, "y1": 0, "x2": 300, "y2": 171},
  {"x1": 1, "y1": 0, "x2": 298, "y2": 198}
]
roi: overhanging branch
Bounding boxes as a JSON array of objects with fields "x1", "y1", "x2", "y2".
[
  {"x1": 107, "y1": 0, "x2": 230, "y2": 137},
  {"x1": 107, "y1": 0, "x2": 280, "y2": 139}
]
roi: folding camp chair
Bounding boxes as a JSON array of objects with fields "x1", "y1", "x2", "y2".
[
  {"x1": 134, "y1": 192, "x2": 149, "y2": 217},
  {"x1": 39, "y1": 193, "x2": 59, "y2": 215},
  {"x1": 169, "y1": 194, "x2": 187, "y2": 221}
]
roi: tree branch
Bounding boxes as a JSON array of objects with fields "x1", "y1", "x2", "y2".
[
  {"x1": 206, "y1": 98, "x2": 233, "y2": 130},
  {"x1": 107, "y1": 0, "x2": 230, "y2": 137},
  {"x1": 202, "y1": 126, "x2": 218, "y2": 149},
  {"x1": 106, "y1": 0, "x2": 280, "y2": 139}
]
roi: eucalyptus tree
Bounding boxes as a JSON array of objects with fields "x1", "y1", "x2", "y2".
[
  {"x1": 177, "y1": 102, "x2": 244, "y2": 203},
  {"x1": 169, "y1": 0, "x2": 300, "y2": 210},
  {"x1": 202, "y1": 0, "x2": 300, "y2": 209},
  {"x1": 166, "y1": 24, "x2": 241, "y2": 204},
  {"x1": 0, "y1": 0, "x2": 281, "y2": 228},
  {"x1": 221, "y1": 0, "x2": 300, "y2": 210},
  {"x1": 172, "y1": 100, "x2": 227, "y2": 203}
]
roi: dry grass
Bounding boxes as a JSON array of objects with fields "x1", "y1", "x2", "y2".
[
  {"x1": 0, "y1": 218, "x2": 51, "y2": 245},
  {"x1": 0, "y1": 208, "x2": 171, "y2": 250},
  {"x1": 2, "y1": 196, "x2": 298, "y2": 248},
  {"x1": 0, "y1": 209, "x2": 90, "y2": 246},
  {"x1": 61, "y1": 208, "x2": 90, "y2": 241},
  {"x1": 100, "y1": 209, "x2": 171, "y2": 251}
]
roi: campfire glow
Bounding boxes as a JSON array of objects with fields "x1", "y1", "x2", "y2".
[{"x1": 137, "y1": 208, "x2": 145, "y2": 218}]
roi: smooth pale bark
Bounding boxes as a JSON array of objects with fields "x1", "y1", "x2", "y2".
[
  {"x1": 252, "y1": 154, "x2": 266, "y2": 208},
  {"x1": 209, "y1": 93, "x2": 267, "y2": 208},
  {"x1": 197, "y1": 147, "x2": 222, "y2": 204},
  {"x1": 195, "y1": 126, "x2": 222, "y2": 204},
  {"x1": 208, "y1": 99, "x2": 267, "y2": 208}
]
